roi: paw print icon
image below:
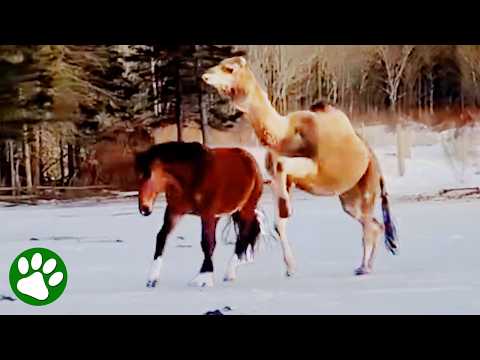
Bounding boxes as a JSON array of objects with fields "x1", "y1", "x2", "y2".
[{"x1": 9, "y1": 248, "x2": 68, "y2": 306}]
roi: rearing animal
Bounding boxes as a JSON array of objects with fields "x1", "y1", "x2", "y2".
[
  {"x1": 202, "y1": 56, "x2": 399, "y2": 277},
  {"x1": 135, "y1": 141, "x2": 265, "y2": 287}
]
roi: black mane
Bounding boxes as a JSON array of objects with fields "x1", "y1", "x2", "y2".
[{"x1": 135, "y1": 141, "x2": 208, "y2": 177}]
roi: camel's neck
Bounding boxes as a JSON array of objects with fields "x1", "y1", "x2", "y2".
[{"x1": 237, "y1": 76, "x2": 288, "y2": 148}]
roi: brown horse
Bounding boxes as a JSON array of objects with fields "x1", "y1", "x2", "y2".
[{"x1": 135, "y1": 141, "x2": 265, "y2": 287}]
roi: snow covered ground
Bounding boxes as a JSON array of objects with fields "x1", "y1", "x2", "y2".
[
  {"x1": 2, "y1": 143, "x2": 480, "y2": 315},
  {"x1": 244, "y1": 142, "x2": 480, "y2": 197}
]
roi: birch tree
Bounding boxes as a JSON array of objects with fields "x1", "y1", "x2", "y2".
[
  {"x1": 458, "y1": 45, "x2": 480, "y2": 107},
  {"x1": 247, "y1": 45, "x2": 318, "y2": 113},
  {"x1": 376, "y1": 45, "x2": 415, "y2": 176},
  {"x1": 377, "y1": 45, "x2": 415, "y2": 111}
]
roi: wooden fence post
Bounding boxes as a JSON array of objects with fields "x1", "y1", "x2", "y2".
[{"x1": 396, "y1": 122, "x2": 406, "y2": 177}]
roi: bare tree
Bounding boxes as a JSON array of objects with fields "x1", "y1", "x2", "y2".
[
  {"x1": 8, "y1": 140, "x2": 15, "y2": 196},
  {"x1": 33, "y1": 124, "x2": 41, "y2": 189},
  {"x1": 247, "y1": 45, "x2": 317, "y2": 113},
  {"x1": 458, "y1": 45, "x2": 480, "y2": 106},
  {"x1": 23, "y1": 124, "x2": 32, "y2": 193},
  {"x1": 375, "y1": 45, "x2": 415, "y2": 176},
  {"x1": 377, "y1": 45, "x2": 415, "y2": 111}
]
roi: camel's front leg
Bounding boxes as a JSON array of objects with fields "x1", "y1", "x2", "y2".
[
  {"x1": 271, "y1": 155, "x2": 317, "y2": 277},
  {"x1": 274, "y1": 160, "x2": 293, "y2": 218},
  {"x1": 274, "y1": 156, "x2": 317, "y2": 217},
  {"x1": 269, "y1": 154, "x2": 295, "y2": 276}
]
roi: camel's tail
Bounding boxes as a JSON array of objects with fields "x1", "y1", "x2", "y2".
[{"x1": 380, "y1": 176, "x2": 399, "y2": 255}]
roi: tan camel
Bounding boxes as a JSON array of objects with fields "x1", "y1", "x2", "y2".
[{"x1": 202, "y1": 56, "x2": 398, "y2": 277}]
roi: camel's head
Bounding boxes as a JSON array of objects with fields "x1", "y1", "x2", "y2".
[{"x1": 202, "y1": 56, "x2": 252, "y2": 102}]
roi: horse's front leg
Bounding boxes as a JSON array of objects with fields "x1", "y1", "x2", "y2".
[
  {"x1": 189, "y1": 216, "x2": 219, "y2": 288},
  {"x1": 147, "y1": 206, "x2": 182, "y2": 288}
]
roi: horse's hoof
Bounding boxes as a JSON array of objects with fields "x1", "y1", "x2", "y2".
[
  {"x1": 286, "y1": 270, "x2": 295, "y2": 277},
  {"x1": 146, "y1": 280, "x2": 158, "y2": 288},
  {"x1": 189, "y1": 272, "x2": 214, "y2": 288},
  {"x1": 354, "y1": 267, "x2": 371, "y2": 276},
  {"x1": 223, "y1": 276, "x2": 235, "y2": 282}
]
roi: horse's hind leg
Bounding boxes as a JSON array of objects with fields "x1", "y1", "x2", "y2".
[
  {"x1": 224, "y1": 210, "x2": 260, "y2": 282},
  {"x1": 147, "y1": 206, "x2": 182, "y2": 288},
  {"x1": 190, "y1": 216, "x2": 219, "y2": 287},
  {"x1": 339, "y1": 159, "x2": 383, "y2": 276}
]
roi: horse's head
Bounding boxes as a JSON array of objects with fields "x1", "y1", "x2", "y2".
[
  {"x1": 202, "y1": 56, "x2": 255, "y2": 109},
  {"x1": 135, "y1": 152, "x2": 169, "y2": 217},
  {"x1": 135, "y1": 142, "x2": 207, "y2": 216}
]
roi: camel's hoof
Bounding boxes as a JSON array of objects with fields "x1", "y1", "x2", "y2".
[
  {"x1": 189, "y1": 272, "x2": 214, "y2": 288},
  {"x1": 354, "y1": 267, "x2": 371, "y2": 276},
  {"x1": 146, "y1": 280, "x2": 158, "y2": 288}
]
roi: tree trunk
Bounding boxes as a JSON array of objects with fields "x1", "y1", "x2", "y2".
[
  {"x1": 68, "y1": 143, "x2": 75, "y2": 183},
  {"x1": 39, "y1": 124, "x2": 43, "y2": 185},
  {"x1": 198, "y1": 89, "x2": 209, "y2": 145},
  {"x1": 429, "y1": 74, "x2": 434, "y2": 115},
  {"x1": 23, "y1": 124, "x2": 33, "y2": 193},
  {"x1": 326, "y1": 76, "x2": 331, "y2": 102},
  {"x1": 15, "y1": 158, "x2": 20, "y2": 194},
  {"x1": 59, "y1": 139, "x2": 65, "y2": 185},
  {"x1": 151, "y1": 56, "x2": 159, "y2": 117},
  {"x1": 175, "y1": 60, "x2": 183, "y2": 142},
  {"x1": 424, "y1": 79, "x2": 428, "y2": 111},
  {"x1": 8, "y1": 141, "x2": 15, "y2": 196},
  {"x1": 34, "y1": 126, "x2": 41, "y2": 190},
  {"x1": 318, "y1": 63, "x2": 323, "y2": 100},
  {"x1": 75, "y1": 143, "x2": 81, "y2": 173},
  {"x1": 195, "y1": 57, "x2": 208, "y2": 145}
]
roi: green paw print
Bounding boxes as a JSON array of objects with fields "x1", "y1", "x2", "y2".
[{"x1": 9, "y1": 248, "x2": 68, "y2": 306}]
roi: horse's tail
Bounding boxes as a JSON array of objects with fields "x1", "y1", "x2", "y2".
[
  {"x1": 221, "y1": 215, "x2": 239, "y2": 245},
  {"x1": 254, "y1": 207, "x2": 279, "y2": 248},
  {"x1": 221, "y1": 208, "x2": 277, "y2": 254},
  {"x1": 380, "y1": 176, "x2": 399, "y2": 255}
]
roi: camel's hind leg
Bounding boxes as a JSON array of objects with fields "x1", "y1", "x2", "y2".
[{"x1": 339, "y1": 158, "x2": 383, "y2": 275}]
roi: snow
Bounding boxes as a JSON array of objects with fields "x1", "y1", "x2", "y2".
[
  {"x1": 2, "y1": 141, "x2": 480, "y2": 314},
  {"x1": 243, "y1": 142, "x2": 480, "y2": 197}
]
